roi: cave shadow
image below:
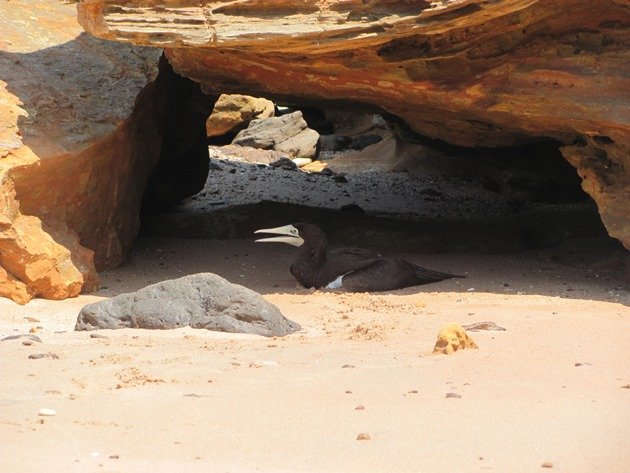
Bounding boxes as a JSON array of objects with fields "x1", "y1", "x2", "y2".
[
  {"x1": 132, "y1": 152, "x2": 627, "y2": 306},
  {"x1": 93, "y1": 232, "x2": 628, "y2": 307}
]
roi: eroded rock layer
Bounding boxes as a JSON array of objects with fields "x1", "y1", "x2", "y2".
[{"x1": 78, "y1": 0, "x2": 630, "y2": 249}]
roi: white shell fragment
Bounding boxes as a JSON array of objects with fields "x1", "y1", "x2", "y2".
[{"x1": 38, "y1": 408, "x2": 57, "y2": 416}]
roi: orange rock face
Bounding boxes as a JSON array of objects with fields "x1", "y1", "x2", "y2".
[
  {"x1": 78, "y1": 0, "x2": 630, "y2": 249},
  {"x1": 0, "y1": 0, "x2": 162, "y2": 303}
]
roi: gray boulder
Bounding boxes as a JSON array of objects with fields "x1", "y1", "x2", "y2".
[
  {"x1": 232, "y1": 111, "x2": 319, "y2": 159},
  {"x1": 75, "y1": 273, "x2": 301, "y2": 337}
]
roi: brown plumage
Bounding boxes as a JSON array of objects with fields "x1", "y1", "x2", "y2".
[{"x1": 255, "y1": 223, "x2": 464, "y2": 292}]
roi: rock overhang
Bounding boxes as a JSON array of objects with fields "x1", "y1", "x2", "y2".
[{"x1": 77, "y1": 0, "x2": 630, "y2": 249}]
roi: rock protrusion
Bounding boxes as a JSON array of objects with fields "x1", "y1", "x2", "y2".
[
  {"x1": 233, "y1": 111, "x2": 319, "y2": 159},
  {"x1": 206, "y1": 94, "x2": 275, "y2": 138}
]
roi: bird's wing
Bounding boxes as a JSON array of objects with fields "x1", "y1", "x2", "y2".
[
  {"x1": 325, "y1": 247, "x2": 379, "y2": 276},
  {"x1": 342, "y1": 258, "x2": 463, "y2": 292}
]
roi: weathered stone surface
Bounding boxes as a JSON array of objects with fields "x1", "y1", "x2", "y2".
[
  {"x1": 0, "y1": 1, "x2": 215, "y2": 303},
  {"x1": 433, "y1": 323, "x2": 478, "y2": 355},
  {"x1": 75, "y1": 273, "x2": 301, "y2": 337},
  {"x1": 275, "y1": 128, "x2": 319, "y2": 160},
  {"x1": 206, "y1": 94, "x2": 274, "y2": 138},
  {"x1": 78, "y1": 0, "x2": 630, "y2": 249},
  {"x1": 462, "y1": 321, "x2": 506, "y2": 332},
  {"x1": 233, "y1": 111, "x2": 319, "y2": 159},
  {"x1": 209, "y1": 144, "x2": 288, "y2": 165}
]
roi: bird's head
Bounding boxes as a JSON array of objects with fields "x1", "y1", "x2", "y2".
[
  {"x1": 254, "y1": 223, "x2": 327, "y2": 248},
  {"x1": 254, "y1": 223, "x2": 306, "y2": 247}
]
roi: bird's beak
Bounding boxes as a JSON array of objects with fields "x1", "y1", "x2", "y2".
[{"x1": 254, "y1": 224, "x2": 304, "y2": 247}]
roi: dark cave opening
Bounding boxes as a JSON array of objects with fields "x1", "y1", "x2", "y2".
[
  {"x1": 138, "y1": 93, "x2": 613, "y2": 256},
  {"x1": 127, "y1": 57, "x2": 617, "y2": 261}
]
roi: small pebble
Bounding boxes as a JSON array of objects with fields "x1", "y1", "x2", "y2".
[
  {"x1": 38, "y1": 408, "x2": 56, "y2": 416},
  {"x1": 90, "y1": 333, "x2": 109, "y2": 339},
  {"x1": 341, "y1": 364, "x2": 355, "y2": 369},
  {"x1": 621, "y1": 384, "x2": 630, "y2": 389},
  {"x1": 355, "y1": 405, "x2": 365, "y2": 410},
  {"x1": 445, "y1": 393, "x2": 462, "y2": 399},
  {"x1": 1, "y1": 334, "x2": 42, "y2": 343},
  {"x1": 22, "y1": 340, "x2": 34, "y2": 346},
  {"x1": 28, "y1": 352, "x2": 59, "y2": 360},
  {"x1": 356, "y1": 433, "x2": 371, "y2": 441},
  {"x1": 462, "y1": 321, "x2": 506, "y2": 332},
  {"x1": 109, "y1": 455, "x2": 119, "y2": 460},
  {"x1": 541, "y1": 462, "x2": 553, "y2": 468}
]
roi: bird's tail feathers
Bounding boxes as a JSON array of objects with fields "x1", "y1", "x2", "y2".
[{"x1": 406, "y1": 261, "x2": 465, "y2": 282}]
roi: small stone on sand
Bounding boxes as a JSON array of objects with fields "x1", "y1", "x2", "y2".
[
  {"x1": 90, "y1": 333, "x2": 109, "y2": 339},
  {"x1": 28, "y1": 352, "x2": 60, "y2": 360},
  {"x1": 356, "y1": 433, "x2": 371, "y2": 440}
]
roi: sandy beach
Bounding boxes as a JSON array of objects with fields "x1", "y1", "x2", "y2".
[{"x1": 1, "y1": 231, "x2": 629, "y2": 472}]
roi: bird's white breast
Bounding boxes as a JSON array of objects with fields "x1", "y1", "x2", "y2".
[{"x1": 325, "y1": 274, "x2": 345, "y2": 289}]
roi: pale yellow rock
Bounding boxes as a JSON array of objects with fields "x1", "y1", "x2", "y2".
[
  {"x1": 433, "y1": 323, "x2": 478, "y2": 355},
  {"x1": 206, "y1": 94, "x2": 274, "y2": 138}
]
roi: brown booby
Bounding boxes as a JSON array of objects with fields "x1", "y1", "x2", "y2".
[{"x1": 254, "y1": 223, "x2": 464, "y2": 292}]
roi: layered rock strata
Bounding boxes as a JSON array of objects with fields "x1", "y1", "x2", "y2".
[{"x1": 78, "y1": 0, "x2": 630, "y2": 249}]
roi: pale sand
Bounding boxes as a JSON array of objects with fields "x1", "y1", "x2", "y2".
[{"x1": 1, "y1": 236, "x2": 629, "y2": 473}]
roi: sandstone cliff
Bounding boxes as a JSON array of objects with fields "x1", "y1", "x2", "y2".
[{"x1": 0, "y1": 0, "x2": 212, "y2": 303}]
